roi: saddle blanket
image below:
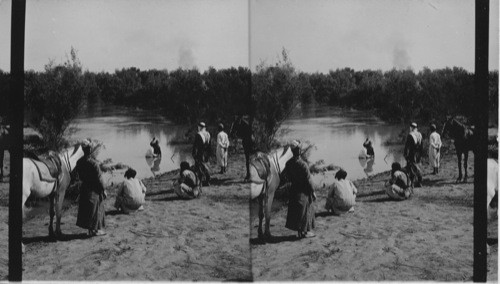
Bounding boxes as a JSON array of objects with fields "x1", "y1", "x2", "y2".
[
  {"x1": 251, "y1": 152, "x2": 271, "y2": 180},
  {"x1": 29, "y1": 156, "x2": 61, "y2": 182}
]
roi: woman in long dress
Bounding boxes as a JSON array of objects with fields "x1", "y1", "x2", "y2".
[
  {"x1": 284, "y1": 141, "x2": 316, "y2": 238},
  {"x1": 76, "y1": 145, "x2": 106, "y2": 236}
]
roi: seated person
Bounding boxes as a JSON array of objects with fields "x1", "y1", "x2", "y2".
[
  {"x1": 114, "y1": 168, "x2": 147, "y2": 213},
  {"x1": 385, "y1": 162, "x2": 413, "y2": 200},
  {"x1": 174, "y1": 161, "x2": 201, "y2": 199},
  {"x1": 324, "y1": 169, "x2": 357, "y2": 215}
]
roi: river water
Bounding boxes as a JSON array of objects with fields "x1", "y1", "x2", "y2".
[{"x1": 69, "y1": 104, "x2": 406, "y2": 180}]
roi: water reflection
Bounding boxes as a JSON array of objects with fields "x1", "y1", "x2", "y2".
[
  {"x1": 280, "y1": 106, "x2": 406, "y2": 180},
  {"x1": 358, "y1": 157, "x2": 374, "y2": 178},
  {"x1": 145, "y1": 157, "x2": 162, "y2": 177},
  {"x1": 71, "y1": 104, "x2": 406, "y2": 180},
  {"x1": 70, "y1": 104, "x2": 193, "y2": 179}
]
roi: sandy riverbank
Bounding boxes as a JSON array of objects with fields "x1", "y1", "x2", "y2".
[
  {"x1": 250, "y1": 144, "x2": 498, "y2": 281},
  {"x1": 0, "y1": 136, "x2": 497, "y2": 281},
  {"x1": 18, "y1": 150, "x2": 252, "y2": 281}
]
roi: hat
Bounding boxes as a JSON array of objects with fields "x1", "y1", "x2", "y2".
[
  {"x1": 410, "y1": 122, "x2": 418, "y2": 128},
  {"x1": 198, "y1": 122, "x2": 206, "y2": 128},
  {"x1": 218, "y1": 123, "x2": 224, "y2": 129},
  {"x1": 291, "y1": 140, "x2": 301, "y2": 148},
  {"x1": 430, "y1": 123, "x2": 437, "y2": 131}
]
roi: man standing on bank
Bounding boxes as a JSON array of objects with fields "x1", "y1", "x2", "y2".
[
  {"x1": 192, "y1": 122, "x2": 211, "y2": 186},
  {"x1": 216, "y1": 123, "x2": 229, "y2": 174},
  {"x1": 404, "y1": 122, "x2": 423, "y2": 187},
  {"x1": 428, "y1": 123, "x2": 442, "y2": 174}
]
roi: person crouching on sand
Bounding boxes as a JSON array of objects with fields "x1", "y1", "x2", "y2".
[
  {"x1": 114, "y1": 168, "x2": 147, "y2": 214},
  {"x1": 385, "y1": 162, "x2": 413, "y2": 200},
  {"x1": 324, "y1": 169, "x2": 357, "y2": 215},
  {"x1": 284, "y1": 140, "x2": 316, "y2": 239},
  {"x1": 174, "y1": 161, "x2": 201, "y2": 199}
]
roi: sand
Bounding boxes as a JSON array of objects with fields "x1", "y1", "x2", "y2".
[
  {"x1": 19, "y1": 152, "x2": 252, "y2": 281},
  {"x1": 0, "y1": 140, "x2": 497, "y2": 281},
  {"x1": 250, "y1": 146, "x2": 498, "y2": 281}
]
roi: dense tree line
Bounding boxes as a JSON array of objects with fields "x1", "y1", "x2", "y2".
[
  {"x1": 298, "y1": 67, "x2": 497, "y2": 125},
  {"x1": 0, "y1": 48, "x2": 497, "y2": 151},
  {"x1": 82, "y1": 65, "x2": 251, "y2": 126}
]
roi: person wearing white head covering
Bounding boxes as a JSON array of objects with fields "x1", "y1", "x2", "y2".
[
  {"x1": 428, "y1": 123, "x2": 442, "y2": 174},
  {"x1": 192, "y1": 122, "x2": 211, "y2": 185},
  {"x1": 216, "y1": 123, "x2": 229, "y2": 174},
  {"x1": 404, "y1": 122, "x2": 423, "y2": 187}
]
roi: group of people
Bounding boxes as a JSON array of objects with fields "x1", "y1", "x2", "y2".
[
  {"x1": 281, "y1": 140, "x2": 358, "y2": 239},
  {"x1": 75, "y1": 141, "x2": 148, "y2": 237},
  {"x1": 75, "y1": 120, "x2": 443, "y2": 240},
  {"x1": 174, "y1": 121, "x2": 229, "y2": 199},
  {"x1": 281, "y1": 121, "x2": 444, "y2": 239},
  {"x1": 386, "y1": 122, "x2": 442, "y2": 200}
]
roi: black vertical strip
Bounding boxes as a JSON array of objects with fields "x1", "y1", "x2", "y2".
[
  {"x1": 473, "y1": 0, "x2": 489, "y2": 282},
  {"x1": 9, "y1": 0, "x2": 26, "y2": 281}
]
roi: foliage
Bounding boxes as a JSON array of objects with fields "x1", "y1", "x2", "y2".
[
  {"x1": 251, "y1": 49, "x2": 302, "y2": 151},
  {"x1": 24, "y1": 48, "x2": 88, "y2": 150},
  {"x1": 5, "y1": 47, "x2": 498, "y2": 154}
]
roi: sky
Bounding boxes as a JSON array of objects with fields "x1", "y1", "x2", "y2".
[{"x1": 0, "y1": 0, "x2": 498, "y2": 73}]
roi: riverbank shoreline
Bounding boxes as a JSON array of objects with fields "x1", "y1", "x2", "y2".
[
  {"x1": 0, "y1": 130, "x2": 497, "y2": 280},
  {"x1": 250, "y1": 141, "x2": 498, "y2": 281}
]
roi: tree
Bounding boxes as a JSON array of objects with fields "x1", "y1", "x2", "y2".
[
  {"x1": 251, "y1": 49, "x2": 302, "y2": 151},
  {"x1": 24, "y1": 47, "x2": 88, "y2": 150}
]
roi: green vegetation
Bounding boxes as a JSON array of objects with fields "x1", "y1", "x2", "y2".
[
  {"x1": 0, "y1": 48, "x2": 497, "y2": 152},
  {"x1": 24, "y1": 48, "x2": 89, "y2": 150}
]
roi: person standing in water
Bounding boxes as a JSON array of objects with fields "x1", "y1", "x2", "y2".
[
  {"x1": 150, "y1": 137, "x2": 161, "y2": 157},
  {"x1": 363, "y1": 137, "x2": 375, "y2": 158}
]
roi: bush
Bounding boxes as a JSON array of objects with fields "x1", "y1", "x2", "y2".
[
  {"x1": 25, "y1": 48, "x2": 88, "y2": 150},
  {"x1": 251, "y1": 49, "x2": 302, "y2": 151}
]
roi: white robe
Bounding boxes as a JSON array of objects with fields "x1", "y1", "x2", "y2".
[
  {"x1": 428, "y1": 131, "x2": 442, "y2": 168},
  {"x1": 216, "y1": 131, "x2": 229, "y2": 167},
  {"x1": 324, "y1": 179, "x2": 357, "y2": 215}
]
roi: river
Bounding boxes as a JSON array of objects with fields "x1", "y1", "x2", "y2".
[{"x1": 69, "y1": 104, "x2": 406, "y2": 180}]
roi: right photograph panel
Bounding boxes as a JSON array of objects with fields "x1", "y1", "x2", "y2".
[{"x1": 248, "y1": 0, "x2": 499, "y2": 281}]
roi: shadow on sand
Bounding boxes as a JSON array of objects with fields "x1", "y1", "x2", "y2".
[
  {"x1": 146, "y1": 189, "x2": 174, "y2": 197},
  {"x1": 23, "y1": 233, "x2": 90, "y2": 244},
  {"x1": 250, "y1": 234, "x2": 301, "y2": 245}
]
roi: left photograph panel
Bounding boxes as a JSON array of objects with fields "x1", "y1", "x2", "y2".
[
  {"x1": 0, "y1": 0, "x2": 12, "y2": 280},
  {"x1": 1, "y1": 0, "x2": 252, "y2": 281}
]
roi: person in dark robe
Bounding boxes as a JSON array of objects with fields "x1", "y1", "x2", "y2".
[
  {"x1": 404, "y1": 122, "x2": 423, "y2": 187},
  {"x1": 192, "y1": 122, "x2": 211, "y2": 186},
  {"x1": 284, "y1": 140, "x2": 316, "y2": 238},
  {"x1": 76, "y1": 143, "x2": 106, "y2": 236}
]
